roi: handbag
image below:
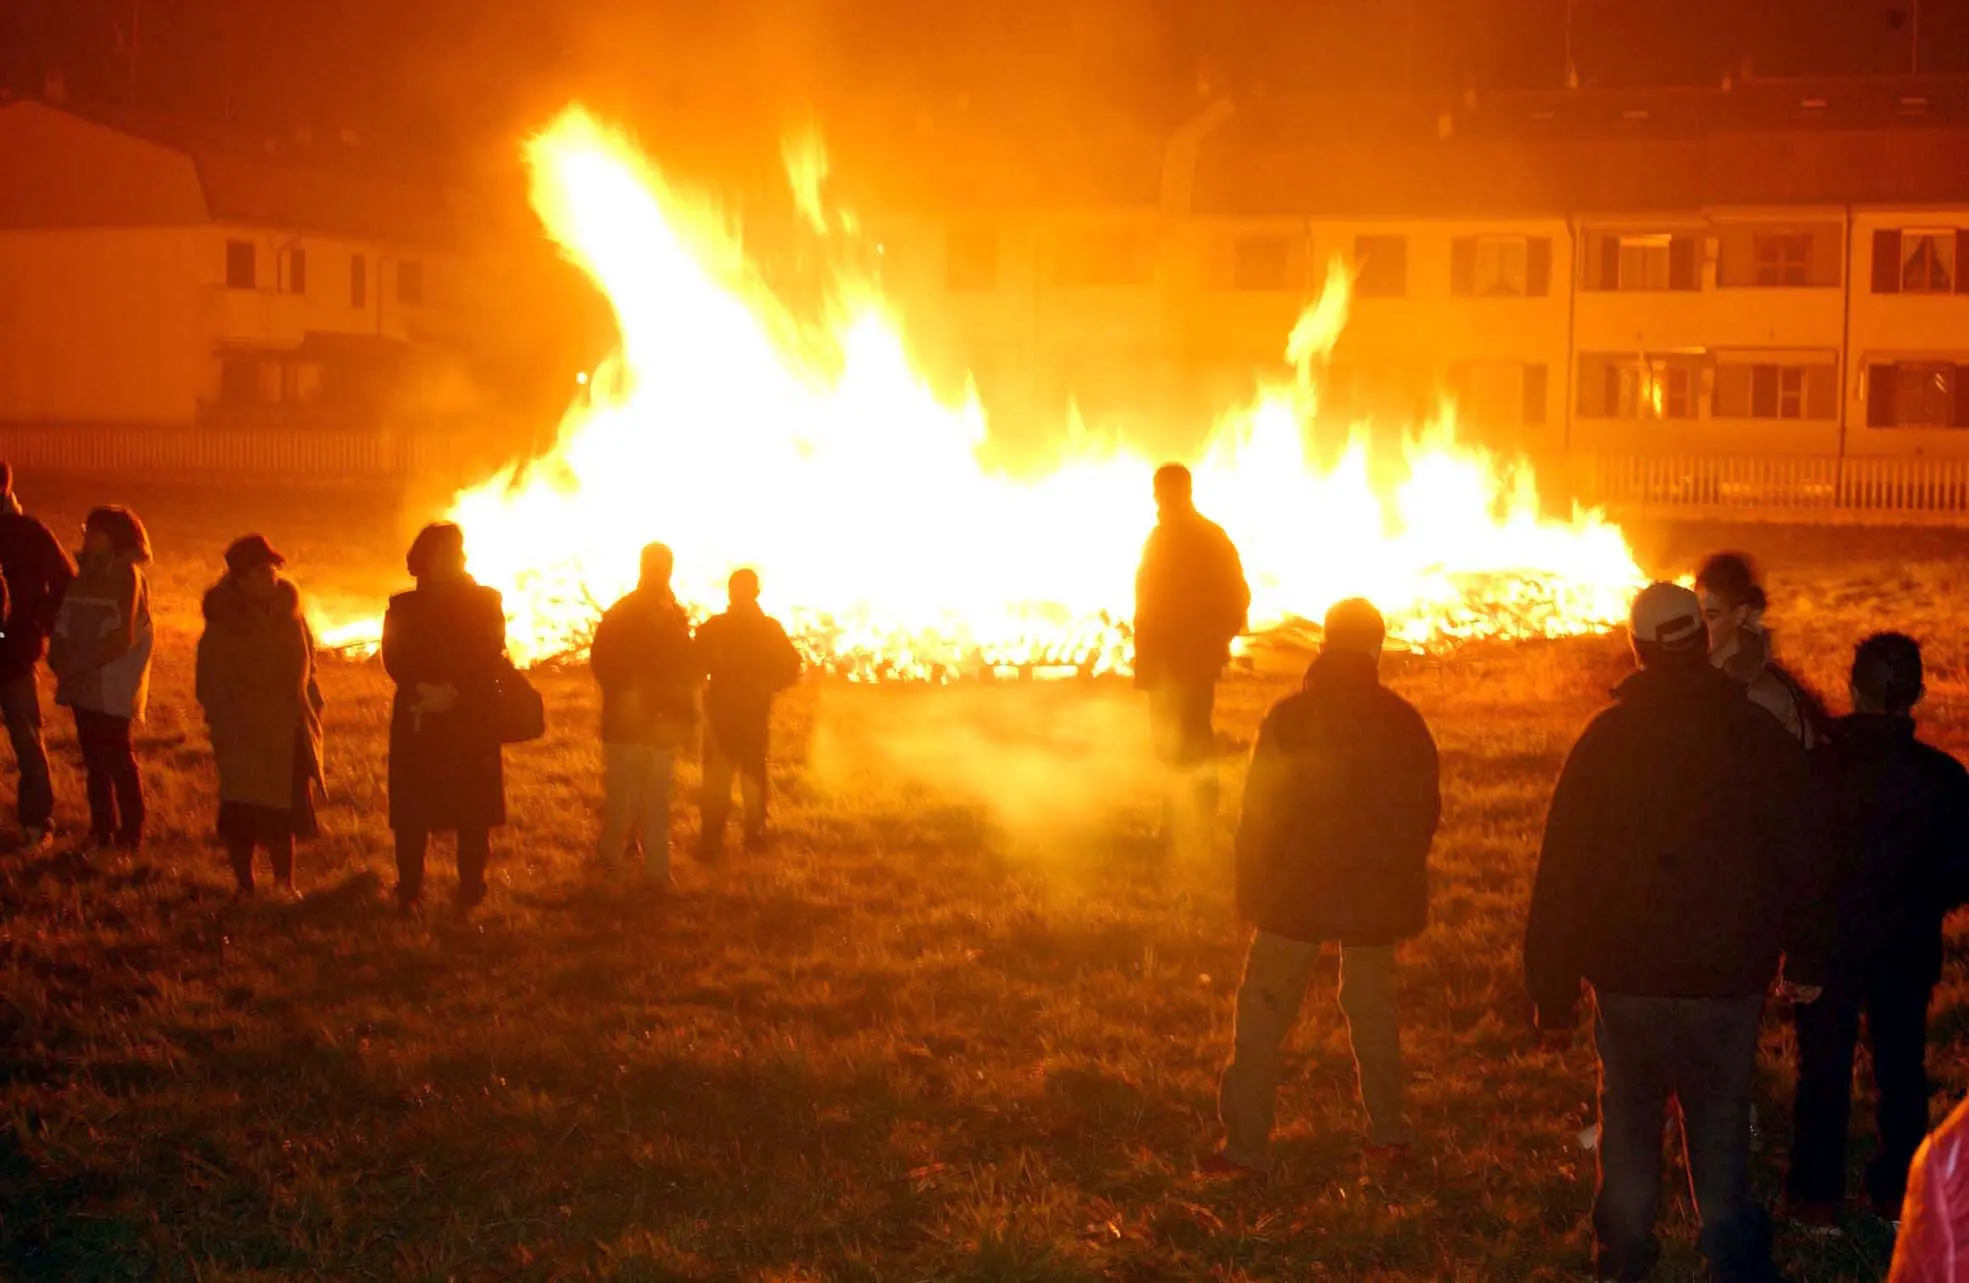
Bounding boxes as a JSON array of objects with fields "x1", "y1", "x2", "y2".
[{"x1": 493, "y1": 659, "x2": 547, "y2": 745}]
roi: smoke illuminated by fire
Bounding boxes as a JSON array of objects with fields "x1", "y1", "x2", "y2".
[{"x1": 322, "y1": 107, "x2": 1647, "y2": 677}]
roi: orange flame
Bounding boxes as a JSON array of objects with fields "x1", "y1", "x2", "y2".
[{"x1": 319, "y1": 107, "x2": 1648, "y2": 676}]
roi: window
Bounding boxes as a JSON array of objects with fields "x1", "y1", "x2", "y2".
[
  {"x1": 946, "y1": 229, "x2": 999, "y2": 293},
  {"x1": 1868, "y1": 362, "x2": 1961, "y2": 427},
  {"x1": 1451, "y1": 236, "x2": 1552, "y2": 297},
  {"x1": 281, "y1": 247, "x2": 307, "y2": 296},
  {"x1": 1051, "y1": 228, "x2": 1150, "y2": 288},
  {"x1": 351, "y1": 254, "x2": 368, "y2": 308},
  {"x1": 1715, "y1": 360, "x2": 1835, "y2": 420},
  {"x1": 1753, "y1": 233, "x2": 1810, "y2": 287},
  {"x1": 398, "y1": 259, "x2": 424, "y2": 305},
  {"x1": 1580, "y1": 355, "x2": 1698, "y2": 419},
  {"x1": 1353, "y1": 235, "x2": 1407, "y2": 298},
  {"x1": 225, "y1": 240, "x2": 256, "y2": 290},
  {"x1": 1619, "y1": 236, "x2": 1671, "y2": 290},
  {"x1": 1589, "y1": 232, "x2": 1700, "y2": 290},
  {"x1": 1903, "y1": 232, "x2": 1955, "y2": 293},
  {"x1": 1475, "y1": 237, "x2": 1527, "y2": 296},
  {"x1": 1749, "y1": 365, "x2": 1806, "y2": 419},
  {"x1": 1231, "y1": 235, "x2": 1291, "y2": 291}
]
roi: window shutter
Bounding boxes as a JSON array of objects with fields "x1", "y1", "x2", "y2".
[
  {"x1": 1957, "y1": 232, "x2": 1969, "y2": 295},
  {"x1": 1523, "y1": 363, "x2": 1548, "y2": 423},
  {"x1": 1526, "y1": 238, "x2": 1552, "y2": 296},
  {"x1": 1576, "y1": 357, "x2": 1603, "y2": 416},
  {"x1": 1867, "y1": 363, "x2": 1897, "y2": 426},
  {"x1": 1872, "y1": 230, "x2": 1903, "y2": 294},
  {"x1": 1603, "y1": 362, "x2": 1622, "y2": 417},
  {"x1": 1669, "y1": 235, "x2": 1699, "y2": 290},
  {"x1": 1750, "y1": 365, "x2": 1779, "y2": 418},
  {"x1": 1957, "y1": 365, "x2": 1969, "y2": 426},
  {"x1": 1449, "y1": 237, "x2": 1476, "y2": 296},
  {"x1": 1714, "y1": 364, "x2": 1751, "y2": 418},
  {"x1": 1597, "y1": 235, "x2": 1619, "y2": 290},
  {"x1": 1806, "y1": 365, "x2": 1836, "y2": 420}
]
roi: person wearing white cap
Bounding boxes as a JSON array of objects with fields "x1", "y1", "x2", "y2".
[{"x1": 1524, "y1": 581, "x2": 1833, "y2": 1283}]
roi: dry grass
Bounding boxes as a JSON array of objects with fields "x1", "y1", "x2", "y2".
[{"x1": 3, "y1": 483, "x2": 1968, "y2": 1280}]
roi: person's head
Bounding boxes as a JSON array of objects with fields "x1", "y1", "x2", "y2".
[
  {"x1": 1694, "y1": 552, "x2": 1767, "y2": 662},
  {"x1": 405, "y1": 522, "x2": 466, "y2": 582},
  {"x1": 728, "y1": 567, "x2": 761, "y2": 608},
  {"x1": 223, "y1": 533, "x2": 285, "y2": 599},
  {"x1": 1628, "y1": 581, "x2": 1709, "y2": 669},
  {"x1": 1852, "y1": 632, "x2": 1924, "y2": 716},
  {"x1": 82, "y1": 506, "x2": 151, "y2": 564},
  {"x1": 639, "y1": 542, "x2": 674, "y2": 591},
  {"x1": 1322, "y1": 597, "x2": 1386, "y2": 663},
  {"x1": 1152, "y1": 463, "x2": 1194, "y2": 519}
]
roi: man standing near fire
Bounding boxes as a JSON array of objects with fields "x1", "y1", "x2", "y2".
[
  {"x1": 1133, "y1": 463, "x2": 1249, "y2": 853},
  {"x1": 693, "y1": 568, "x2": 801, "y2": 859}
]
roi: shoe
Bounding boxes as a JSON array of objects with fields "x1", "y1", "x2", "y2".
[
  {"x1": 1197, "y1": 1151, "x2": 1262, "y2": 1179},
  {"x1": 271, "y1": 882, "x2": 302, "y2": 905},
  {"x1": 743, "y1": 830, "x2": 773, "y2": 854},
  {"x1": 1783, "y1": 1197, "x2": 1844, "y2": 1240},
  {"x1": 396, "y1": 893, "x2": 424, "y2": 918},
  {"x1": 15, "y1": 827, "x2": 51, "y2": 853},
  {"x1": 454, "y1": 886, "x2": 487, "y2": 916}
]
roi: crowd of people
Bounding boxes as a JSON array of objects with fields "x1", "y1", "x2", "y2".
[{"x1": 5, "y1": 456, "x2": 1969, "y2": 1278}]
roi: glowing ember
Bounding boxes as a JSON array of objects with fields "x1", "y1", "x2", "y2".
[{"x1": 321, "y1": 107, "x2": 1647, "y2": 678}]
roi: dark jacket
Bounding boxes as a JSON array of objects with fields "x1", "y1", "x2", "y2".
[
  {"x1": 1234, "y1": 650, "x2": 1441, "y2": 946},
  {"x1": 1813, "y1": 713, "x2": 1969, "y2": 994},
  {"x1": 590, "y1": 586, "x2": 696, "y2": 748},
  {"x1": 382, "y1": 580, "x2": 508, "y2": 832},
  {"x1": 1525, "y1": 662, "x2": 1830, "y2": 1024},
  {"x1": 1133, "y1": 509, "x2": 1249, "y2": 688},
  {"x1": 695, "y1": 602, "x2": 801, "y2": 742},
  {"x1": 0, "y1": 506, "x2": 73, "y2": 685}
]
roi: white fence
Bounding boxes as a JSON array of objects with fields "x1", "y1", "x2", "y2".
[
  {"x1": 1566, "y1": 454, "x2": 1969, "y2": 522},
  {"x1": 0, "y1": 425, "x2": 509, "y2": 489}
]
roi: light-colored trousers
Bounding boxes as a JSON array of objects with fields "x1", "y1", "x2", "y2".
[
  {"x1": 598, "y1": 743, "x2": 675, "y2": 876},
  {"x1": 1220, "y1": 931, "x2": 1411, "y2": 1167}
]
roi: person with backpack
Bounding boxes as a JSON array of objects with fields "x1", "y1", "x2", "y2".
[
  {"x1": 590, "y1": 542, "x2": 697, "y2": 885},
  {"x1": 1785, "y1": 633, "x2": 1969, "y2": 1234},
  {"x1": 1696, "y1": 552, "x2": 1829, "y2": 749},
  {"x1": 1206, "y1": 599, "x2": 1440, "y2": 1175},
  {"x1": 0, "y1": 464, "x2": 75, "y2": 852},
  {"x1": 1526, "y1": 581, "x2": 1833, "y2": 1283}
]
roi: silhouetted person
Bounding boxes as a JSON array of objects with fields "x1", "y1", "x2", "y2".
[
  {"x1": 49, "y1": 506, "x2": 154, "y2": 854},
  {"x1": 591, "y1": 542, "x2": 697, "y2": 885},
  {"x1": 694, "y1": 568, "x2": 801, "y2": 857},
  {"x1": 1785, "y1": 633, "x2": 1969, "y2": 1232},
  {"x1": 1697, "y1": 552, "x2": 1828, "y2": 748},
  {"x1": 196, "y1": 536, "x2": 325, "y2": 900},
  {"x1": 1889, "y1": 1094, "x2": 1969, "y2": 1279},
  {"x1": 0, "y1": 464, "x2": 74, "y2": 851},
  {"x1": 1526, "y1": 582, "x2": 1831, "y2": 1283},
  {"x1": 1134, "y1": 462, "x2": 1249, "y2": 850},
  {"x1": 383, "y1": 522, "x2": 510, "y2": 914},
  {"x1": 1207, "y1": 598, "x2": 1439, "y2": 1177}
]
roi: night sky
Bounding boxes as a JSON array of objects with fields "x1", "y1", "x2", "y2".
[{"x1": 6, "y1": 1, "x2": 1969, "y2": 170}]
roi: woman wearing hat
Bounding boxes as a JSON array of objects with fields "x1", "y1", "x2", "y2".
[
  {"x1": 195, "y1": 534, "x2": 325, "y2": 898},
  {"x1": 382, "y1": 522, "x2": 510, "y2": 914},
  {"x1": 48, "y1": 505, "x2": 155, "y2": 852}
]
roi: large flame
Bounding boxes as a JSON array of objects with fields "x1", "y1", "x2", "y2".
[{"x1": 325, "y1": 107, "x2": 1647, "y2": 677}]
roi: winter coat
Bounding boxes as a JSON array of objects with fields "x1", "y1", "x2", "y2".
[
  {"x1": 50, "y1": 552, "x2": 153, "y2": 721},
  {"x1": 1890, "y1": 1096, "x2": 1969, "y2": 1281},
  {"x1": 1234, "y1": 649, "x2": 1441, "y2": 947},
  {"x1": 383, "y1": 579, "x2": 508, "y2": 832},
  {"x1": 1525, "y1": 662, "x2": 1832, "y2": 1025},
  {"x1": 195, "y1": 576, "x2": 325, "y2": 811},
  {"x1": 1133, "y1": 509, "x2": 1250, "y2": 688},
  {"x1": 1812, "y1": 714, "x2": 1969, "y2": 995},
  {"x1": 695, "y1": 601, "x2": 801, "y2": 748},
  {"x1": 590, "y1": 586, "x2": 697, "y2": 748},
  {"x1": 0, "y1": 502, "x2": 74, "y2": 685}
]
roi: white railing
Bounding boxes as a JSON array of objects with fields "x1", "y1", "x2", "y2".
[
  {"x1": 1565, "y1": 454, "x2": 1969, "y2": 519},
  {"x1": 0, "y1": 425, "x2": 507, "y2": 488}
]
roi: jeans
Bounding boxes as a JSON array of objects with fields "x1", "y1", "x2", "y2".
[
  {"x1": 73, "y1": 708, "x2": 142, "y2": 846},
  {"x1": 0, "y1": 674, "x2": 52, "y2": 831},
  {"x1": 701, "y1": 721, "x2": 767, "y2": 851},
  {"x1": 1594, "y1": 992, "x2": 1774, "y2": 1283},
  {"x1": 1789, "y1": 979, "x2": 1932, "y2": 1213},
  {"x1": 1147, "y1": 678, "x2": 1219, "y2": 848},
  {"x1": 598, "y1": 743, "x2": 674, "y2": 876},
  {"x1": 395, "y1": 828, "x2": 490, "y2": 908},
  {"x1": 1219, "y1": 932, "x2": 1410, "y2": 1167}
]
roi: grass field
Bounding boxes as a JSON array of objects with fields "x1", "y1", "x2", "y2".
[{"x1": 4, "y1": 481, "x2": 1969, "y2": 1280}]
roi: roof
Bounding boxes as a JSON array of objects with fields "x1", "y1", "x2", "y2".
[{"x1": 0, "y1": 100, "x2": 454, "y2": 244}]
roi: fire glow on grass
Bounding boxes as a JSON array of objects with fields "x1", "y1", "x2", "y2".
[{"x1": 319, "y1": 107, "x2": 1648, "y2": 679}]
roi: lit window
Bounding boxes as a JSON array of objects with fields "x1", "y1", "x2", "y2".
[
  {"x1": 1618, "y1": 236, "x2": 1671, "y2": 290},
  {"x1": 1475, "y1": 237, "x2": 1527, "y2": 296},
  {"x1": 1902, "y1": 232, "x2": 1954, "y2": 293},
  {"x1": 1753, "y1": 233, "x2": 1810, "y2": 287}
]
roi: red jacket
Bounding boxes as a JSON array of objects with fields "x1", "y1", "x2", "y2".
[{"x1": 1891, "y1": 1100, "x2": 1969, "y2": 1281}]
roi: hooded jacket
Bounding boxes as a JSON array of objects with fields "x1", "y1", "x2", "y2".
[
  {"x1": 195, "y1": 575, "x2": 325, "y2": 810},
  {"x1": 1525, "y1": 662, "x2": 1831, "y2": 1024},
  {"x1": 50, "y1": 550, "x2": 152, "y2": 721},
  {"x1": 1811, "y1": 713, "x2": 1969, "y2": 993},
  {"x1": 1234, "y1": 649, "x2": 1441, "y2": 946}
]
